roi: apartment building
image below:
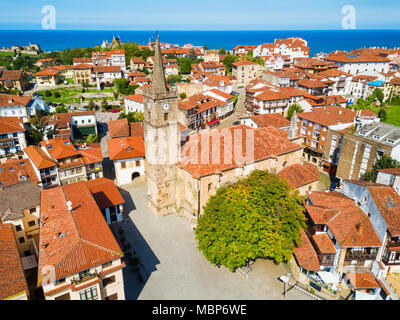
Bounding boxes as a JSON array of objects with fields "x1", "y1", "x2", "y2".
[
  {"x1": 202, "y1": 75, "x2": 233, "y2": 94},
  {"x1": 92, "y1": 49, "x2": 126, "y2": 71},
  {"x1": 130, "y1": 57, "x2": 145, "y2": 70},
  {"x1": 198, "y1": 61, "x2": 226, "y2": 76},
  {"x1": 324, "y1": 54, "x2": 390, "y2": 75},
  {"x1": 33, "y1": 68, "x2": 61, "y2": 87},
  {"x1": 92, "y1": 66, "x2": 122, "y2": 84},
  {"x1": 0, "y1": 116, "x2": 27, "y2": 157},
  {"x1": 38, "y1": 182, "x2": 126, "y2": 300},
  {"x1": 72, "y1": 64, "x2": 93, "y2": 85},
  {"x1": 0, "y1": 69, "x2": 30, "y2": 92},
  {"x1": 124, "y1": 94, "x2": 144, "y2": 113},
  {"x1": 336, "y1": 122, "x2": 400, "y2": 181},
  {"x1": 253, "y1": 37, "x2": 309, "y2": 62}
]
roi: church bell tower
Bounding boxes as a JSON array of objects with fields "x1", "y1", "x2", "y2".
[{"x1": 143, "y1": 37, "x2": 180, "y2": 216}]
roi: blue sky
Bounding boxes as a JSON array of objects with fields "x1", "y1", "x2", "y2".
[{"x1": 0, "y1": 0, "x2": 399, "y2": 30}]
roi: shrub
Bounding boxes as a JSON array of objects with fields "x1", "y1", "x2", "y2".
[{"x1": 44, "y1": 90, "x2": 52, "y2": 97}]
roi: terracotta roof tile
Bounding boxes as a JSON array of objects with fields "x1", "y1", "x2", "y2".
[
  {"x1": 293, "y1": 230, "x2": 320, "y2": 271},
  {"x1": 0, "y1": 94, "x2": 30, "y2": 107},
  {"x1": 108, "y1": 136, "x2": 145, "y2": 160},
  {"x1": 108, "y1": 118, "x2": 130, "y2": 138},
  {"x1": 278, "y1": 162, "x2": 320, "y2": 188},
  {"x1": 0, "y1": 224, "x2": 29, "y2": 299},
  {"x1": 0, "y1": 158, "x2": 39, "y2": 186},
  {"x1": 0, "y1": 116, "x2": 25, "y2": 134},
  {"x1": 86, "y1": 178, "x2": 125, "y2": 210},
  {"x1": 312, "y1": 233, "x2": 336, "y2": 254},
  {"x1": 346, "y1": 273, "x2": 380, "y2": 289},
  {"x1": 24, "y1": 145, "x2": 57, "y2": 170}
]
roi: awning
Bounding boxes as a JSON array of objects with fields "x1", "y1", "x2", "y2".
[{"x1": 207, "y1": 118, "x2": 220, "y2": 126}]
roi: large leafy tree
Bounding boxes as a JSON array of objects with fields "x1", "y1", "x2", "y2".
[
  {"x1": 195, "y1": 170, "x2": 306, "y2": 271},
  {"x1": 363, "y1": 155, "x2": 400, "y2": 182},
  {"x1": 222, "y1": 55, "x2": 239, "y2": 74},
  {"x1": 28, "y1": 113, "x2": 52, "y2": 144},
  {"x1": 286, "y1": 103, "x2": 303, "y2": 120}
]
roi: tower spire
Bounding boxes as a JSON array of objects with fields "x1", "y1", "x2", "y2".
[{"x1": 152, "y1": 36, "x2": 168, "y2": 93}]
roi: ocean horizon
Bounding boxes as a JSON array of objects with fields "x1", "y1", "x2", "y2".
[{"x1": 1, "y1": 29, "x2": 400, "y2": 56}]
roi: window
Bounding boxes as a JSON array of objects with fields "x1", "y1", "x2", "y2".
[
  {"x1": 208, "y1": 183, "x2": 213, "y2": 192},
  {"x1": 15, "y1": 225, "x2": 22, "y2": 232},
  {"x1": 80, "y1": 287, "x2": 98, "y2": 300},
  {"x1": 24, "y1": 250, "x2": 31, "y2": 256},
  {"x1": 28, "y1": 220, "x2": 36, "y2": 227},
  {"x1": 164, "y1": 113, "x2": 168, "y2": 121},
  {"x1": 102, "y1": 261, "x2": 112, "y2": 268},
  {"x1": 18, "y1": 237, "x2": 25, "y2": 243},
  {"x1": 102, "y1": 275, "x2": 116, "y2": 287},
  {"x1": 121, "y1": 161, "x2": 126, "y2": 169},
  {"x1": 55, "y1": 278, "x2": 66, "y2": 285},
  {"x1": 135, "y1": 160, "x2": 140, "y2": 167}
]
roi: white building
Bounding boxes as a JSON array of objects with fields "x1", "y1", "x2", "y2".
[
  {"x1": 0, "y1": 94, "x2": 31, "y2": 123},
  {"x1": 39, "y1": 182, "x2": 126, "y2": 300},
  {"x1": 124, "y1": 94, "x2": 144, "y2": 113},
  {"x1": 0, "y1": 117, "x2": 26, "y2": 156},
  {"x1": 108, "y1": 136, "x2": 145, "y2": 186},
  {"x1": 253, "y1": 38, "x2": 309, "y2": 62},
  {"x1": 324, "y1": 55, "x2": 390, "y2": 76}
]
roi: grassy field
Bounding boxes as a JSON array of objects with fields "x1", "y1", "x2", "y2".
[
  {"x1": 369, "y1": 104, "x2": 400, "y2": 126},
  {"x1": 36, "y1": 87, "x2": 117, "y2": 105}
]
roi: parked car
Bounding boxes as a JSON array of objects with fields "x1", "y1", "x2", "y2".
[
  {"x1": 70, "y1": 105, "x2": 76, "y2": 110},
  {"x1": 111, "y1": 109, "x2": 121, "y2": 113},
  {"x1": 79, "y1": 107, "x2": 88, "y2": 111}
]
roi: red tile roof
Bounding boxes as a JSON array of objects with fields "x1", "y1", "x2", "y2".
[
  {"x1": 129, "y1": 122, "x2": 144, "y2": 138},
  {"x1": 179, "y1": 125, "x2": 302, "y2": 178},
  {"x1": 24, "y1": 145, "x2": 57, "y2": 170},
  {"x1": 108, "y1": 136, "x2": 145, "y2": 160},
  {"x1": 0, "y1": 224, "x2": 29, "y2": 300},
  {"x1": 124, "y1": 94, "x2": 143, "y2": 103},
  {"x1": 108, "y1": 118, "x2": 130, "y2": 138},
  {"x1": 297, "y1": 105, "x2": 356, "y2": 127},
  {"x1": 312, "y1": 233, "x2": 336, "y2": 254},
  {"x1": 93, "y1": 66, "x2": 121, "y2": 73},
  {"x1": 249, "y1": 113, "x2": 290, "y2": 129},
  {"x1": 0, "y1": 158, "x2": 39, "y2": 186},
  {"x1": 278, "y1": 162, "x2": 320, "y2": 189},
  {"x1": 346, "y1": 273, "x2": 380, "y2": 289},
  {"x1": 0, "y1": 69, "x2": 25, "y2": 81},
  {"x1": 38, "y1": 182, "x2": 123, "y2": 282},
  {"x1": 232, "y1": 60, "x2": 258, "y2": 67},
  {"x1": 40, "y1": 138, "x2": 79, "y2": 160},
  {"x1": 86, "y1": 178, "x2": 125, "y2": 210},
  {"x1": 0, "y1": 116, "x2": 25, "y2": 134},
  {"x1": 0, "y1": 94, "x2": 30, "y2": 107},
  {"x1": 297, "y1": 78, "x2": 329, "y2": 88},
  {"x1": 77, "y1": 146, "x2": 103, "y2": 165},
  {"x1": 293, "y1": 230, "x2": 321, "y2": 271},
  {"x1": 34, "y1": 68, "x2": 60, "y2": 77}
]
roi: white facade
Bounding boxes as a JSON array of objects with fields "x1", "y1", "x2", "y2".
[
  {"x1": 124, "y1": 98, "x2": 144, "y2": 113},
  {"x1": 0, "y1": 130, "x2": 26, "y2": 155},
  {"x1": 42, "y1": 258, "x2": 125, "y2": 300},
  {"x1": 114, "y1": 157, "x2": 145, "y2": 186},
  {"x1": 0, "y1": 104, "x2": 28, "y2": 122},
  {"x1": 328, "y1": 60, "x2": 390, "y2": 76}
]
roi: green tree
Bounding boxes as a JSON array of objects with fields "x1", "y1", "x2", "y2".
[
  {"x1": 44, "y1": 90, "x2": 52, "y2": 97},
  {"x1": 180, "y1": 92, "x2": 187, "y2": 100},
  {"x1": 87, "y1": 99, "x2": 95, "y2": 111},
  {"x1": 28, "y1": 113, "x2": 52, "y2": 144},
  {"x1": 373, "y1": 88, "x2": 384, "y2": 106},
  {"x1": 134, "y1": 112, "x2": 144, "y2": 122},
  {"x1": 379, "y1": 108, "x2": 387, "y2": 121},
  {"x1": 166, "y1": 74, "x2": 182, "y2": 85},
  {"x1": 55, "y1": 104, "x2": 68, "y2": 113},
  {"x1": 87, "y1": 134, "x2": 98, "y2": 143},
  {"x1": 363, "y1": 155, "x2": 400, "y2": 182},
  {"x1": 218, "y1": 48, "x2": 226, "y2": 55},
  {"x1": 286, "y1": 103, "x2": 303, "y2": 120},
  {"x1": 222, "y1": 55, "x2": 239, "y2": 74},
  {"x1": 195, "y1": 170, "x2": 306, "y2": 271},
  {"x1": 101, "y1": 98, "x2": 109, "y2": 111},
  {"x1": 176, "y1": 57, "x2": 193, "y2": 74}
]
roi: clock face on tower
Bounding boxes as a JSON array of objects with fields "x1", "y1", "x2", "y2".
[{"x1": 163, "y1": 103, "x2": 169, "y2": 110}]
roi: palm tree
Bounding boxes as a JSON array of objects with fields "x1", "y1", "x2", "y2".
[{"x1": 28, "y1": 113, "x2": 52, "y2": 144}]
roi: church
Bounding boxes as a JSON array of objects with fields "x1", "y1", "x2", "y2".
[{"x1": 144, "y1": 38, "x2": 317, "y2": 228}]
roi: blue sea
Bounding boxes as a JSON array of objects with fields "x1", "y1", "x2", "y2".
[{"x1": 0, "y1": 30, "x2": 400, "y2": 56}]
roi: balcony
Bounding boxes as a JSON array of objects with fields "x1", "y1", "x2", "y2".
[
  {"x1": 40, "y1": 170, "x2": 57, "y2": 179},
  {"x1": 71, "y1": 273, "x2": 98, "y2": 285},
  {"x1": 345, "y1": 252, "x2": 377, "y2": 261}
]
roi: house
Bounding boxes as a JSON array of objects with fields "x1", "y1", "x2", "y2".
[
  {"x1": 0, "y1": 181, "x2": 41, "y2": 260},
  {"x1": 202, "y1": 75, "x2": 233, "y2": 94},
  {"x1": 130, "y1": 57, "x2": 145, "y2": 70},
  {"x1": 108, "y1": 136, "x2": 145, "y2": 186},
  {"x1": 38, "y1": 182, "x2": 126, "y2": 300},
  {"x1": 198, "y1": 61, "x2": 226, "y2": 76},
  {"x1": 296, "y1": 78, "x2": 330, "y2": 96},
  {"x1": 124, "y1": 94, "x2": 144, "y2": 113},
  {"x1": 127, "y1": 71, "x2": 146, "y2": 83},
  {"x1": 33, "y1": 68, "x2": 61, "y2": 87},
  {"x1": 45, "y1": 111, "x2": 98, "y2": 141},
  {"x1": 262, "y1": 70, "x2": 290, "y2": 87},
  {"x1": 204, "y1": 50, "x2": 220, "y2": 63},
  {"x1": 0, "y1": 158, "x2": 39, "y2": 187},
  {"x1": 0, "y1": 94, "x2": 31, "y2": 122},
  {"x1": 92, "y1": 66, "x2": 122, "y2": 85},
  {"x1": 336, "y1": 122, "x2": 400, "y2": 181},
  {"x1": 75, "y1": 143, "x2": 103, "y2": 181},
  {"x1": 0, "y1": 116, "x2": 27, "y2": 157},
  {"x1": 324, "y1": 54, "x2": 390, "y2": 75},
  {"x1": 293, "y1": 57, "x2": 338, "y2": 74},
  {"x1": 239, "y1": 113, "x2": 291, "y2": 131},
  {"x1": 342, "y1": 180, "x2": 400, "y2": 273},
  {"x1": 86, "y1": 178, "x2": 125, "y2": 224},
  {"x1": 23, "y1": 145, "x2": 59, "y2": 189},
  {"x1": 384, "y1": 77, "x2": 400, "y2": 101},
  {"x1": 232, "y1": 60, "x2": 264, "y2": 86},
  {"x1": 292, "y1": 190, "x2": 387, "y2": 300},
  {"x1": 108, "y1": 118, "x2": 130, "y2": 139},
  {"x1": 0, "y1": 69, "x2": 30, "y2": 92},
  {"x1": 0, "y1": 224, "x2": 29, "y2": 300},
  {"x1": 232, "y1": 45, "x2": 257, "y2": 56},
  {"x1": 36, "y1": 58, "x2": 55, "y2": 68},
  {"x1": 277, "y1": 162, "x2": 320, "y2": 194},
  {"x1": 72, "y1": 64, "x2": 93, "y2": 85},
  {"x1": 72, "y1": 58, "x2": 92, "y2": 66}
]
